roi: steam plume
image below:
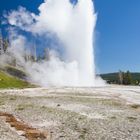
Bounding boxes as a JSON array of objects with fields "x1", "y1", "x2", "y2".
[{"x1": 2, "y1": 0, "x2": 105, "y2": 87}]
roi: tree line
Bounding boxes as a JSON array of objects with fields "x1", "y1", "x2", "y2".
[
  {"x1": 118, "y1": 70, "x2": 132, "y2": 85},
  {"x1": 103, "y1": 71, "x2": 140, "y2": 86},
  {"x1": 0, "y1": 34, "x2": 51, "y2": 63}
]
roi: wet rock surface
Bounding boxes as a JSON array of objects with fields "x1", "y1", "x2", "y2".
[{"x1": 0, "y1": 112, "x2": 47, "y2": 140}]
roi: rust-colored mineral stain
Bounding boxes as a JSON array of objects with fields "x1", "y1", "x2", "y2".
[{"x1": 0, "y1": 112, "x2": 47, "y2": 140}]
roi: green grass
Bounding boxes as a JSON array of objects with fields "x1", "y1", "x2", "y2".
[{"x1": 0, "y1": 71, "x2": 33, "y2": 89}]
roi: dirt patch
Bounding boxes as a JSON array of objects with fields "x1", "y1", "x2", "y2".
[
  {"x1": 130, "y1": 104, "x2": 140, "y2": 109},
  {"x1": 0, "y1": 112, "x2": 47, "y2": 140},
  {"x1": 129, "y1": 104, "x2": 140, "y2": 112}
]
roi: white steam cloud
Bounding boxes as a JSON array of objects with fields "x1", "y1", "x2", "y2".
[{"x1": 2, "y1": 0, "x2": 105, "y2": 87}]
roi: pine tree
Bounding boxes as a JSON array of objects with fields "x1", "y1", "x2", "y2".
[
  {"x1": 123, "y1": 71, "x2": 132, "y2": 85},
  {"x1": 126, "y1": 71, "x2": 132, "y2": 85}
]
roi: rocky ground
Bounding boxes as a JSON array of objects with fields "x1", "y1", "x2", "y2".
[{"x1": 0, "y1": 85, "x2": 140, "y2": 140}]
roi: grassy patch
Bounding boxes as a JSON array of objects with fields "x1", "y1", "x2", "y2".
[
  {"x1": 40, "y1": 105, "x2": 85, "y2": 119},
  {"x1": 0, "y1": 100, "x2": 5, "y2": 106},
  {"x1": 15, "y1": 104, "x2": 34, "y2": 111},
  {"x1": 50, "y1": 96, "x2": 123, "y2": 106},
  {"x1": 0, "y1": 95, "x2": 18, "y2": 102},
  {"x1": 0, "y1": 71, "x2": 33, "y2": 89},
  {"x1": 127, "y1": 116, "x2": 137, "y2": 122},
  {"x1": 0, "y1": 96, "x2": 7, "y2": 106},
  {"x1": 110, "y1": 116, "x2": 117, "y2": 119},
  {"x1": 9, "y1": 96, "x2": 17, "y2": 101}
]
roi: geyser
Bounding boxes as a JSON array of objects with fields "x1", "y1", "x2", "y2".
[{"x1": 2, "y1": 0, "x2": 105, "y2": 87}]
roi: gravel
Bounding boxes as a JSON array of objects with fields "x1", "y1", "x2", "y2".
[{"x1": 0, "y1": 85, "x2": 140, "y2": 140}]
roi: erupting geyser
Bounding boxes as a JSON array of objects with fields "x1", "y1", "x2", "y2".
[{"x1": 2, "y1": 0, "x2": 105, "y2": 87}]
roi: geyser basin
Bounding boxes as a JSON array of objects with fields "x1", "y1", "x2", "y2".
[{"x1": 3, "y1": 0, "x2": 105, "y2": 87}]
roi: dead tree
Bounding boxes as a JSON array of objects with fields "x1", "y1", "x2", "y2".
[{"x1": 0, "y1": 33, "x2": 4, "y2": 55}]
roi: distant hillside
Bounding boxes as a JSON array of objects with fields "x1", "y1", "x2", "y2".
[
  {"x1": 100, "y1": 72, "x2": 140, "y2": 84},
  {"x1": 4, "y1": 66, "x2": 27, "y2": 80},
  {"x1": 0, "y1": 69, "x2": 34, "y2": 89}
]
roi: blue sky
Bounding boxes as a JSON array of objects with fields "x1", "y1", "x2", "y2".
[
  {"x1": 0, "y1": 0, "x2": 140, "y2": 73},
  {"x1": 94, "y1": 0, "x2": 140, "y2": 73}
]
